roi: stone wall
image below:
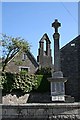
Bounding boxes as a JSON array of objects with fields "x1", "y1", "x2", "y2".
[
  {"x1": 0, "y1": 103, "x2": 80, "y2": 120},
  {"x1": 6, "y1": 51, "x2": 38, "y2": 74},
  {"x1": 2, "y1": 92, "x2": 51, "y2": 104},
  {"x1": 60, "y1": 36, "x2": 80, "y2": 101}
]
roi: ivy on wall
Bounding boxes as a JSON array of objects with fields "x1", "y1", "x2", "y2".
[
  {"x1": 0, "y1": 65, "x2": 52, "y2": 94},
  {"x1": 1, "y1": 71, "x2": 50, "y2": 93},
  {"x1": 1, "y1": 72, "x2": 37, "y2": 93}
]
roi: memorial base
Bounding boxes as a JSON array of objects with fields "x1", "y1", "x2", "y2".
[
  {"x1": 52, "y1": 95, "x2": 65, "y2": 101},
  {"x1": 48, "y1": 71, "x2": 67, "y2": 102},
  {"x1": 51, "y1": 95, "x2": 75, "y2": 103}
]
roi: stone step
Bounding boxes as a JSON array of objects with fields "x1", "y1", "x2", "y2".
[{"x1": 65, "y1": 95, "x2": 75, "y2": 103}]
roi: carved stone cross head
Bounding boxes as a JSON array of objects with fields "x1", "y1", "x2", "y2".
[{"x1": 52, "y1": 19, "x2": 61, "y2": 33}]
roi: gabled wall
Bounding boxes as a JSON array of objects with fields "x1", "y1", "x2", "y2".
[
  {"x1": 5, "y1": 51, "x2": 38, "y2": 74},
  {"x1": 37, "y1": 33, "x2": 52, "y2": 68},
  {"x1": 60, "y1": 36, "x2": 80, "y2": 101}
]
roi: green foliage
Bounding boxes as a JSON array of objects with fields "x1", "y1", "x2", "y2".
[
  {"x1": 35, "y1": 67, "x2": 51, "y2": 92},
  {"x1": 34, "y1": 75, "x2": 43, "y2": 90},
  {"x1": 1, "y1": 34, "x2": 30, "y2": 71},
  {"x1": 1, "y1": 72, "x2": 50, "y2": 93},
  {"x1": 0, "y1": 74, "x2": 3, "y2": 89},
  {"x1": 36, "y1": 67, "x2": 52, "y2": 76},
  {"x1": 1, "y1": 72, "x2": 38, "y2": 93},
  {"x1": 20, "y1": 70, "x2": 28, "y2": 75},
  {"x1": 34, "y1": 75, "x2": 50, "y2": 92},
  {"x1": 1, "y1": 66, "x2": 51, "y2": 93},
  {"x1": 1, "y1": 72, "x2": 15, "y2": 92}
]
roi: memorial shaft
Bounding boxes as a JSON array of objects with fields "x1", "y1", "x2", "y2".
[{"x1": 52, "y1": 19, "x2": 61, "y2": 72}]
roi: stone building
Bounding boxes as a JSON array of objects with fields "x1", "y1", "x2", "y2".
[
  {"x1": 5, "y1": 33, "x2": 53, "y2": 74},
  {"x1": 60, "y1": 35, "x2": 80, "y2": 101},
  {"x1": 5, "y1": 50, "x2": 39, "y2": 74},
  {"x1": 37, "y1": 33, "x2": 53, "y2": 68}
]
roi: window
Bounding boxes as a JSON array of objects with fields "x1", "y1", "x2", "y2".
[
  {"x1": 22, "y1": 53, "x2": 27, "y2": 61},
  {"x1": 19, "y1": 66, "x2": 30, "y2": 73},
  {"x1": 44, "y1": 40, "x2": 47, "y2": 56},
  {"x1": 21, "y1": 67, "x2": 28, "y2": 72},
  {"x1": 71, "y1": 43, "x2": 75, "y2": 47}
]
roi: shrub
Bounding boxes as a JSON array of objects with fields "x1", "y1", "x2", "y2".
[
  {"x1": 1, "y1": 70, "x2": 51, "y2": 93},
  {"x1": 35, "y1": 67, "x2": 51, "y2": 92},
  {"x1": 1, "y1": 72, "x2": 15, "y2": 92},
  {"x1": 1, "y1": 72, "x2": 38, "y2": 93},
  {"x1": 33, "y1": 75, "x2": 50, "y2": 92},
  {"x1": 36, "y1": 67, "x2": 52, "y2": 76}
]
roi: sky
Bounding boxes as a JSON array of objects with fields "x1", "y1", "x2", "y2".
[{"x1": 0, "y1": 2, "x2": 78, "y2": 61}]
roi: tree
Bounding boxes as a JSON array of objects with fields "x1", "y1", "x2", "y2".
[{"x1": 1, "y1": 34, "x2": 30, "y2": 72}]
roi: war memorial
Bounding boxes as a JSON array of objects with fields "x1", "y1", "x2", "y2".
[{"x1": 0, "y1": 19, "x2": 80, "y2": 120}]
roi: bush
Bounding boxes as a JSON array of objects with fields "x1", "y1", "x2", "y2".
[
  {"x1": 1, "y1": 72, "x2": 15, "y2": 92},
  {"x1": 36, "y1": 67, "x2": 51, "y2": 76},
  {"x1": 34, "y1": 75, "x2": 50, "y2": 92},
  {"x1": 35, "y1": 67, "x2": 51, "y2": 92},
  {"x1": 1, "y1": 71, "x2": 51, "y2": 93},
  {"x1": 1, "y1": 72, "x2": 38, "y2": 93}
]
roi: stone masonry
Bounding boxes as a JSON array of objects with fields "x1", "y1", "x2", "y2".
[
  {"x1": 37, "y1": 33, "x2": 52, "y2": 68},
  {"x1": 1, "y1": 103, "x2": 80, "y2": 120},
  {"x1": 60, "y1": 35, "x2": 80, "y2": 101}
]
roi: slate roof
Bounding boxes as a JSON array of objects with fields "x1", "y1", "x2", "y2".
[
  {"x1": 26, "y1": 50, "x2": 39, "y2": 68},
  {"x1": 61, "y1": 35, "x2": 80, "y2": 50}
]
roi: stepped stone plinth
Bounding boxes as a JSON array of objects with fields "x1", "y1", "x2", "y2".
[{"x1": 48, "y1": 71, "x2": 67, "y2": 101}]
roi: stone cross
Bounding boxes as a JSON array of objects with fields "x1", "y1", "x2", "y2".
[
  {"x1": 52, "y1": 19, "x2": 61, "y2": 72},
  {"x1": 48, "y1": 19, "x2": 67, "y2": 102},
  {"x1": 52, "y1": 19, "x2": 61, "y2": 33}
]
